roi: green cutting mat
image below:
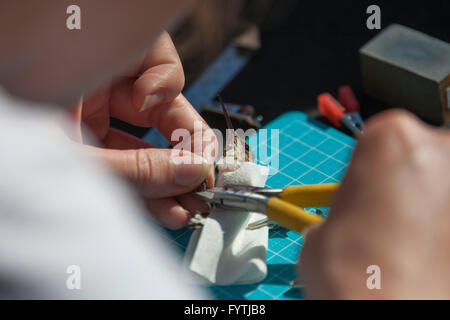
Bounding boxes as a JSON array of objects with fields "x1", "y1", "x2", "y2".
[{"x1": 162, "y1": 111, "x2": 355, "y2": 299}]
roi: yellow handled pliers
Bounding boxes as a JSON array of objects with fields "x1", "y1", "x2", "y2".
[{"x1": 194, "y1": 183, "x2": 339, "y2": 234}]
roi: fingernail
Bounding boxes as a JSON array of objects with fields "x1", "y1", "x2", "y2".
[
  {"x1": 172, "y1": 155, "x2": 210, "y2": 187},
  {"x1": 140, "y1": 93, "x2": 164, "y2": 112}
]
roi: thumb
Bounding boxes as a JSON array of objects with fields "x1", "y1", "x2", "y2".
[{"x1": 87, "y1": 147, "x2": 211, "y2": 198}]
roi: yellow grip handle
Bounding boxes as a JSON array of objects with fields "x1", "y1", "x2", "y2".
[
  {"x1": 266, "y1": 198, "x2": 324, "y2": 234},
  {"x1": 280, "y1": 183, "x2": 339, "y2": 207}
]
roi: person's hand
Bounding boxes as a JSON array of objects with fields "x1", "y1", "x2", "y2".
[
  {"x1": 299, "y1": 110, "x2": 450, "y2": 299},
  {"x1": 71, "y1": 32, "x2": 217, "y2": 229}
]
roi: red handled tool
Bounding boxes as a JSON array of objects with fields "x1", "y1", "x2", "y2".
[
  {"x1": 317, "y1": 86, "x2": 365, "y2": 137},
  {"x1": 338, "y1": 85, "x2": 360, "y2": 113}
]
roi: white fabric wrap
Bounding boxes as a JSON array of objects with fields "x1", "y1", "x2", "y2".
[{"x1": 183, "y1": 162, "x2": 269, "y2": 285}]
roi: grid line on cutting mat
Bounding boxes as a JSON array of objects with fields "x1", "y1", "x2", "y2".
[{"x1": 162, "y1": 111, "x2": 355, "y2": 300}]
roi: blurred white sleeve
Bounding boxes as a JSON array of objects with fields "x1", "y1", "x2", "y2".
[{"x1": 0, "y1": 89, "x2": 206, "y2": 299}]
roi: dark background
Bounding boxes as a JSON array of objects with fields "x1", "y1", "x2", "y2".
[
  {"x1": 220, "y1": 0, "x2": 450, "y2": 124},
  {"x1": 114, "y1": 0, "x2": 450, "y2": 137}
]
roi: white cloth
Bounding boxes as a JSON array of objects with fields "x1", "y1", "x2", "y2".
[
  {"x1": 0, "y1": 88, "x2": 206, "y2": 299},
  {"x1": 184, "y1": 162, "x2": 269, "y2": 285}
]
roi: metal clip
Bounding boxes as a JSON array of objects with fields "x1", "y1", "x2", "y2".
[{"x1": 246, "y1": 217, "x2": 276, "y2": 230}]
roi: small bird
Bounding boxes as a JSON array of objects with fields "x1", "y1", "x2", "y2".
[
  {"x1": 216, "y1": 95, "x2": 254, "y2": 173},
  {"x1": 188, "y1": 96, "x2": 255, "y2": 228}
]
